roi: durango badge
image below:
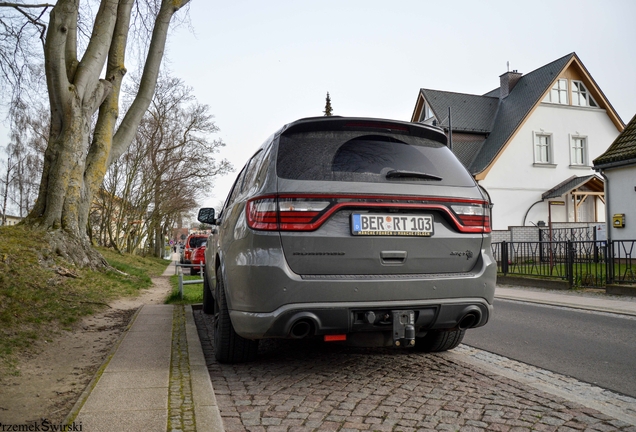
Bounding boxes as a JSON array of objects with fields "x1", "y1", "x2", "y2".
[{"x1": 450, "y1": 250, "x2": 474, "y2": 260}]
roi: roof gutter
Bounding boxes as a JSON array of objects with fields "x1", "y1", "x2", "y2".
[{"x1": 593, "y1": 157, "x2": 636, "y2": 171}]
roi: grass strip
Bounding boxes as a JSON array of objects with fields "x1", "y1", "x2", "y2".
[{"x1": 0, "y1": 225, "x2": 170, "y2": 376}]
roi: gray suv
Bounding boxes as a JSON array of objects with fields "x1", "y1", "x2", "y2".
[{"x1": 198, "y1": 116, "x2": 496, "y2": 363}]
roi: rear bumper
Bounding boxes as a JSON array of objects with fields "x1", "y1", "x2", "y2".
[
  {"x1": 230, "y1": 298, "x2": 492, "y2": 339},
  {"x1": 223, "y1": 245, "x2": 496, "y2": 339}
]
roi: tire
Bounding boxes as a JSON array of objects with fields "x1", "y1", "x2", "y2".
[
  {"x1": 190, "y1": 266, "x2": 198, "y2": 276},
  {"x1": 202, "y1": 271, "x2": 214, "y2": 314},
  {"x1": 414, "y1": 329, "x2": 465, "y2": 353},
  {"x1": 213, "y1": 276, "x2": 259, "y2": 363}
]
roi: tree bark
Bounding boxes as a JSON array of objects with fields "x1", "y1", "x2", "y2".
[{"x1": 25, "y1": 0, "x2": 190, "y2": 259}]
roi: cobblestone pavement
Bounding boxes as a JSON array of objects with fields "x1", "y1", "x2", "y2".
[{"x1": 194, "y1": 309, "x2": 636, "y2": 432}]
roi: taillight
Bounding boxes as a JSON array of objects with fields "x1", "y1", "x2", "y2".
[
  {"x1": 451, "y1": 204, "x2": 491, "y2": 233},
  {"x1": 247, "y1": 194, "x2": 491, "y2": 233},
  {"x1": 247, "y1": 196, "x2": 331, "y2": 231},
  {"x1": 344, "y1": 121, "x2": 410, "y2": 132},
  {"x1": 246, "y1": 197, "x2": 278, "y2": 230},
  {"x1": 278, "y1": 198, "x2": 330, "y2": 230}
]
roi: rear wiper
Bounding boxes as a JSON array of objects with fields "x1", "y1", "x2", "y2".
[{"x1": 385, "y1": 170, "x2": 443, "y2": 181}]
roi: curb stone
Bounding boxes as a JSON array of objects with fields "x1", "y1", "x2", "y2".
[
  {"x1": 185, "y1": 305, "x2": 224, "y2": 431},
  {"x1": 447, "y1": 345, "x2": 636, "y2": 427}
]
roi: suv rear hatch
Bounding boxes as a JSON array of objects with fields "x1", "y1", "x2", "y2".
[
  {"x1": 248, "y1": 118, "x2": 490, "y2": 276},
  {"x1": 185, "y1": 235, "x2": 207, "y2": 261}
]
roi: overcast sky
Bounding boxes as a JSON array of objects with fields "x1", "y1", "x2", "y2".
[
  {"x1": 2, "y1": 0, "x2": 635, "y2": 213},
  {"x1": 164, "y1": 0, "x2": 636, "y2": 207}
]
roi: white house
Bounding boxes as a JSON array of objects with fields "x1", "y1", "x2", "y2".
[
  {"x1": 410, "y1": 53, "x2": 624, "y2": 231},
  {"x1": 1, "y1": 214, "x2": 22, "y2": 226},
  {"x1": 593, "y1": 113, "x2": 636, "y2": 242}
]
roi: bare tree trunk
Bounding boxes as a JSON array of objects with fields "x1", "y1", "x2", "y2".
[
  {"x1": 1, "y1": 155, "x2": 10, "y2": 226},
  {"x1": 28, "y1": 0, "x2": 117, "y2": 236},
  {"x1": 25, "y1": 0, "x2": 190, "y2": 260}
]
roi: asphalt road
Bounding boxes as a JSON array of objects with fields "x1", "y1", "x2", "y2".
[{"x1": 463, "y1": 298, "x2": 636, "y2": 398}]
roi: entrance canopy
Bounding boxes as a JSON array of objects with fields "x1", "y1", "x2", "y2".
[{"x1": 542, "y1": 175, "x2": 605, "y2": 223}]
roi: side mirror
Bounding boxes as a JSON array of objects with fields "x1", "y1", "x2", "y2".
[{"x1": 197, "y1": 208, "x2": 216, "y2": 225}]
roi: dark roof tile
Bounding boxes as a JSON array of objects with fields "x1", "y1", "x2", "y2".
[
  {"x1": 452, "y1": 140, "x2": 486, "y2": 168},
  {"x1": 416, "y1": 54, "x2": 577, "y2": 175},
  {"x1": 542, "y1": 175, "x2": 601, "y2": 199},
  {"x1": 469, "y1": 53, "x2": 575, "y2": 174},
  {"x1": 593, "y1": 113, "x2": 636, "y2": 168},
  {"x1": 421, "y1": 89, "x2": 498, "y2": 133}
]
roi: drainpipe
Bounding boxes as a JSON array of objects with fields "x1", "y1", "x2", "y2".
[
  {"x1": 598, "y1": 169, "x2": 612, "y2": 284},
  {"x1": 598, "y1": 170, "x2": 611, "y2": 244},
  {"x1": 522, "y1": 199, "x2": 544, "y2": 226}
]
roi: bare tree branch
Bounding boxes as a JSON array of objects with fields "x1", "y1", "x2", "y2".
[
  {"x1": 94, "y1": 73, "x2": 232, "y2": 256},
  {"x1": 0, "y1": 2, "x2": 52, "y2": 36},
  {"x1": 0, "y1": 3, "x2": 54, "y2": 7}
]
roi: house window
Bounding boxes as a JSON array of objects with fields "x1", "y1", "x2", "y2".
[
  {"x1": 570, "y1": 136, "x2": 587, "y2": 166},
  {"x1": 534, "y1": 133, "x2": 552, "y2": 164},
  {"x1": 544, "y1": 79, "x2": 568, "y2": 104},
  {"x1": 425, "y1": 103, "x2": 434, "y2": 120},
  {"x1": 420, "y1": 101, "x2": 434, "y2": 121},
  {"x1": 571, "y1": 81, "x2": 598, "y2": 107}
]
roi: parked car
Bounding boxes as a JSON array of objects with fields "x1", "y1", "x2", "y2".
[
  {"x1": 181, "y1": 234, "x2": 207, "y2": 266},
  {"x1": 198, "y1": 116, "x2": 496, "y2": 363},
  {"x1": 190, "y1": 242, "x2": 207, "y2": 276}
]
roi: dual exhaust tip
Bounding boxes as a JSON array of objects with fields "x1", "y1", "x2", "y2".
[
  {"x1": 288, "y1": 309, "x2": 482, "y2": 339},
  {"x1": 289, "y1": 319, "x2": 313, "y2": 339},
  {"x1": 458, "y1": 312, "x2": 480, "y2": 330}
]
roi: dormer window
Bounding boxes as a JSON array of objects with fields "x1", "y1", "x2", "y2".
[
  {"x1": 571, "y1": 81, "x2": 598, "y2": 107},
  {"x1": 420, "y1": 101, "x2": 434, "y2": 121},
  {"x1": 543, "y1": 78, "x2": 600, "y2": 108},
  {"x1": 543, "y1": 79, "x2": 568, "y2": 104}
]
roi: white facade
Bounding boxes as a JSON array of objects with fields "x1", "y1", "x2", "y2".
[
  {"x1": 479, "y1": 103, "x2": 618, "y2": 230},
  {"x1": 603, "y1": 165, "x2": 636, "y2": 241},
  {"x1": 0, "y1": 215, "x2": 22, "y2": 226}
]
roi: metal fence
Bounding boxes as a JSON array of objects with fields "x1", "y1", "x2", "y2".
[
  {"x1": 609, "y1": 240, "x2": 636, "y2": 286},
  {"x1": 174, "y1": 262, "x2": 204, "y2": 299},
  {"x1": 492, "y1": 239, "x2": 636, "y2": 288},
  {"x1": 538, "y1": 226, "x2": 596, "y2": 242}
]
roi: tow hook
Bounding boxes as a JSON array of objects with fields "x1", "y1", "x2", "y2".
[{"x1": 392, "y1": 310, "x2": 415, "y2": 347}]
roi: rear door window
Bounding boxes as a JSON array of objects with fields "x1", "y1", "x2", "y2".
[
  {"x1": 276, "y1": 132, "x2": 474, "y2": 186},
  {"x1": 188, "y1": 236, "x2": 206, "y2": 248},
  {"x1": 241, "y1": 150, "x2": 264, "y2": 193},
  {"x1": 225, "y1": 167, "x2": 247, "y2": 207}
]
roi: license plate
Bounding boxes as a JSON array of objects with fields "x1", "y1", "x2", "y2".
[{"x1": 351, "y1": 214, "x2": 433, "y2": 236}]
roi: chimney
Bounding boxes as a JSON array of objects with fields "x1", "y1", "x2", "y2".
[{"x1": 499, "y1": 70, "x2": 522, "y2": 99}]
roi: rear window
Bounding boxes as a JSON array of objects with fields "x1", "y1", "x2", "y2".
[
  {"x1": 276, "y1": 131, "x2": 475, "y2": 186},
  {"x1": 188, "y1": 236, "x2": 206, "y2": 248}
]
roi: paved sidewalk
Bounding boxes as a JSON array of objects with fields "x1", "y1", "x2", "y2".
[
  {"x1": 496, "y1": 285, "x2": 636, "y2": 316},
  {"x1": 64, "y1": 261, "x2": 223, "y2": 432}
]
